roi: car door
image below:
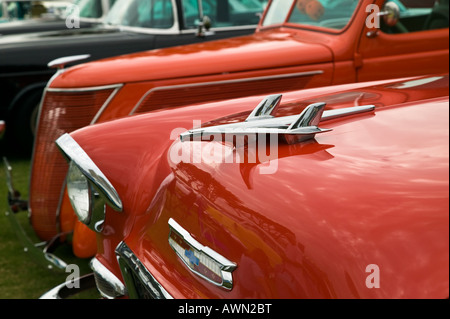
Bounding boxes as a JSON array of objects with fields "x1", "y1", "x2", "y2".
[{"x1": 356, "y1": 0, "x2": 449, "y2": 82}]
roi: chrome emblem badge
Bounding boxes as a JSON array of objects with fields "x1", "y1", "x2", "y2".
[{"x1": 168, "y1": 218, "x2": 237, "y2": 290}]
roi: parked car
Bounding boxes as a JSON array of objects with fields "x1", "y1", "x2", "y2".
[
  {"x1": 0, "y1": 0, "x2": 114, "y2": 35},
  {"x1": 6, "y1": 0, "x2": 449, "y2": 270},
  {"x1": 43, "y1": 74, "x2": 449, "y2": 298},
  {"x1": 0, "y1": 0, "x2": 264, "y2": 154}
]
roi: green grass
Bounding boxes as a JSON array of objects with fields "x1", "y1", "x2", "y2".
[{"x1": 0, "y1": 157, "x2": 100, "y2": 299}]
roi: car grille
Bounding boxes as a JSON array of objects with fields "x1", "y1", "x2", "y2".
[{"x1": 29, "y1": 86, "x2": 119, "y2": 241}]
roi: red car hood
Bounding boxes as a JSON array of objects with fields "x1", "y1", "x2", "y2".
[
  {"x1": 72, "y1": 75, "x2": 449, "y2": 298},
  {"x1": 149, "y1": 78, "x2": 449, "y2": 298},
  {"x1": 50, "y1": 29, "x2": 332, "y2": 88}
]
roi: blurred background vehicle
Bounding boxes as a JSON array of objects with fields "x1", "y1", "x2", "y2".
[
  {"x1": 1, "y1": 0, "x2": 73, "y2": 24},
  {"x1": 0, "y1": 0, "x2": 265, "y2": 156},
  {"x1": 0, "y1": 0, "x2": 116, "y2": 35}
]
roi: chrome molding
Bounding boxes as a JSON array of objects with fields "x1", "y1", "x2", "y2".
[
  {"x1": 168, "y1": 218, "x2": 237, "y2": 290},
  {"x1": 129, "y1": 71, "x2": 324, "y2": 115},
  {"x1": 116, "y1": 241, "x2": 173, "y2": 299},
  {"x1": 180, "y1": 94, "x2": 375, "y2": 145},
  {"x1": 46, "y1": 83, "x2": 123, "y2": 93},
  {"x1": 90, "y1": 258, "x2": 126, "y2": 299},
  {"x1": 56, "y1": 133, "x2": 123, "y2": 213},
  {"x1": 90, "y1": 85, "x2": 123, "y2": 124}
]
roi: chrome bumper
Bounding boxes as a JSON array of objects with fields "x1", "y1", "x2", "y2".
[
  {"x1": 40, "y1": 243, "x2": 172, "y2": 299},
  {"x1": 39, "y1": 273, "x2": 97, "y2": 299},
  {"x1": 3, "y1": 157, "x2": 68, "y2": 271},
  {"x1": 116, "y1": 241, "x2": 173, "y2": 299},
  {"x1": 40, "y1": 257, "x2": 126, "y2": 299}
]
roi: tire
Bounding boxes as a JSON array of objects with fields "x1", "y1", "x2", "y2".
[{"x1": 8, "y1": 89, "x2": 43, "y2": 157}]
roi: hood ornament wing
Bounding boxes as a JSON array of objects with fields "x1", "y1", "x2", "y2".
[{"x1": 180, "y1": 94, "x2": 375, "y2": 146}]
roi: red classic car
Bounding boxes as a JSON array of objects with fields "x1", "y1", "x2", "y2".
[
  {"x1": 6, "y1": 0, "x2": 449, "y2": 270},
  {"x1": 44, "y1": 74, "x2": 449, "y2": 299}
]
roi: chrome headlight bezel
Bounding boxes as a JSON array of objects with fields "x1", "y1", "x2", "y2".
[{"x1": 56, "y1": 133, "x2": 122, "y2": 233}]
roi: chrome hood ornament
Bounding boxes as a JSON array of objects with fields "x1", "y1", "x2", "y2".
[{"x1": 180, "y1": 94, "x2": 375, "y2": 146}]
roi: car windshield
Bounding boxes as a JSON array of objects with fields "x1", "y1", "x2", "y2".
[
  {"x1": 105, "y1": 0, "x2": 175, "y2": 29},
  {"x1": 263, "y1": 0, "x2": 360, "y2": 31}
]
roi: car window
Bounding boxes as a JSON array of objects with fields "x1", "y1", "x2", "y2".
[
  {"x1": 182, "y1": 0, "x2": 264, "y2": 29},
  {"x1": 69, "y1": 0, "x2": 103, "y2": 19},
  {"x1": 262, "y1": 0, "x2": 295, "y2": 26},
  {"x1": 379, "y1": 0, "x2": 449, "y2": 33},
  {"x1": 2, "y1": 1, "x2": 29, "y2": 20},
  {"x1": 288, "y1": 0, "x2": 360, "y2": 30},
  {"x1": 106, "y1": 0, "x2": 174, "y2": 29}
]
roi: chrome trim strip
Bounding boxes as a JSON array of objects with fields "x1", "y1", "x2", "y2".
[
  {"x1": 90, "y1": 85, "x2": 123, "y2": 124},
  {"x1": 116, "y1": 241, "x2": 173, "y2": 299},
  {"x1": 168, "y1": 218, "x2": 237, "y2": 290},
  {"x1": 90, "y1": 258, "x2": 126, "y2": 299},
  {"x1": 179, "y1": 24, "x2": 257, "y2": 34},
  {"x1": 322, "y1": 104, "x2": 376, "y2": 120},
  {"x1": 46, "y1": 84, "x2": 123, "y2": 93},
  {"x1": 55, "y1": 133, "x2": 123, "y2": 212},
  {"x1": 129, "y1": 71, "x2": 324, "y2": 115},
  {"x1": 101, "y1": 23, "x2": 257, "y2": 35}
]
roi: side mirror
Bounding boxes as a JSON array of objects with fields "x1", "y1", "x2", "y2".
[
  {"x1": 196, "y1": 15, "x2": 212, "y2": 37},
  {"x1": 381, "y1": 1, "x2": 400, "y2": 27}
]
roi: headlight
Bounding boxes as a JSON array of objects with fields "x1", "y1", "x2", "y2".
[
  {"x1": 67, "y1": 161, "x2": 92, "y2": 225},
  {"x1": 56, "y1": 133, "x2": 122, "y2": 233}
]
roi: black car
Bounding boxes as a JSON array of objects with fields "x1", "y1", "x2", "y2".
[
  {"x1": 0, "y1": 0, "x2": 265, "y2": 155},
  {"x1": 0, "y1": 0, "x2": 115, "y2": 36}
]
